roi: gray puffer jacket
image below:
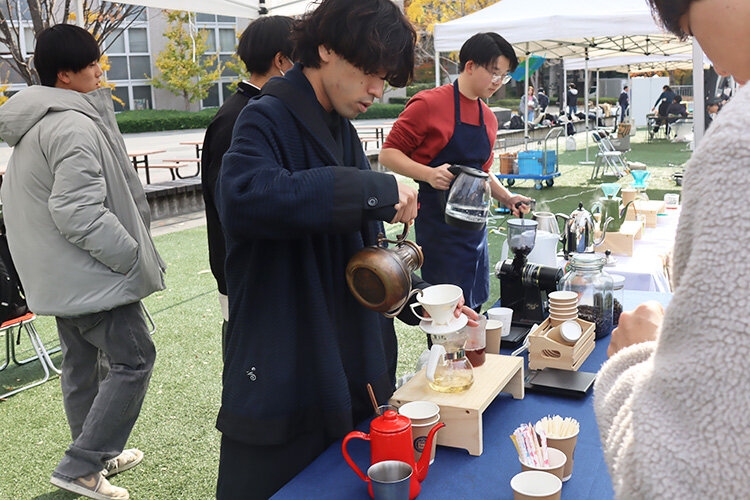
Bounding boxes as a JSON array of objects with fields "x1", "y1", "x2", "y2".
[{"x1": 0, "y1": 86, "x2": 165, "y2": 317}]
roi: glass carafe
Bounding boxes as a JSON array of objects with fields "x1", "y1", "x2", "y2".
[
  {"x1": 559, "y1": 253, "x2": 614, "y2": 339},
  {"x1": 425, "y1": 330, "x2": 474, "y2": 393},
  {"x1": 444, "y1": 165, "x2": 491, "y2": 231}
]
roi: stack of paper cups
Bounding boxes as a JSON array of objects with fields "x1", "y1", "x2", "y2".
[{"x1": 399, "y1": 401, "x2": 441, "y2": 464}]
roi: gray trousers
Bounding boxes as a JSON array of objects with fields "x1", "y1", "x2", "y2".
[{"x1": 52, "y1": 301, "x2": 156, "y2": 480}]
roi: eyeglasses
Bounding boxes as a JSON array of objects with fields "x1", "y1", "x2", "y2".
[{"x1": 486, "y1": 67, "x2": 512, "y2": 85}]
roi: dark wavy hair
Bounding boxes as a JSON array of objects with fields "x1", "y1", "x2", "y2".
[
  {"x1": 646, "y1": 0, "x2": 694, "y2": 39},
  {"x1": 238, "y1": 16, "x2": 294, "y2": 75},
  {"x1": 292, "y1": 0, "x2": 416, "y2": 87},
  {"x1": 458, "y1": 32, "x2": 519, "y2": 73},
  {"x1": 34, "y1": 24, "x2": 100, "y2": 87}
]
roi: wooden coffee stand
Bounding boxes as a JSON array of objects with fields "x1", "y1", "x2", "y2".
[{"x1": 390, "y1": 354, "x2": 524, "y2": 456}]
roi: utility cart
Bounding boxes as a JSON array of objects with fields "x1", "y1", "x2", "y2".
[{"x1": 496, "y1": 127, "x2": 563, "y2": 190}]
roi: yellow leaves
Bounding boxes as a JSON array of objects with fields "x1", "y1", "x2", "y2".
[
  {"x1": 405, "y1": 0, "x2": 494, "y2": 33},
  {"x1": 0, "y1": 84, "x2": 8, "y2": 107}
]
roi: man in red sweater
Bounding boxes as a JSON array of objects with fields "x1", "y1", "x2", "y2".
[{"x1": 380, "y1": 32, "x2": 530, "y2": 312}]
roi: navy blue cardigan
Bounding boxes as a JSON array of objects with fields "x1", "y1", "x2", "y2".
[{"x1": 215, "y1": 65, "x2": 417, "y2": 446}]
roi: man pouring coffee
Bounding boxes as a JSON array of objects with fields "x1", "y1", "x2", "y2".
[{"x1": 380, "y1": 33, "x2": 532, "y2": 313}]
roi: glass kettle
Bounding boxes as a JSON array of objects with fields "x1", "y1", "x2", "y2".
[{"x1": 443, "y1": 165, "x2": 491, "y2": 231}]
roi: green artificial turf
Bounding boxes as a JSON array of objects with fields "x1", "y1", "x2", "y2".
[{"x1": 0, "y1": 128, "x2": 687, "y2": 498}]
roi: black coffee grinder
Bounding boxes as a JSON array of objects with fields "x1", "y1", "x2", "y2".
[{"x1": 496, "y1": 219, "x2": 563, "y2": 342}]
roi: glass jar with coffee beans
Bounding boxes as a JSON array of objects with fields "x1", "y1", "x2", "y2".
[{"x1": 559, "y1": 253, "x2": 615, "y2": 338}]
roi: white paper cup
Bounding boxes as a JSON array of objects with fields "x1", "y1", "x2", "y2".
[
  {"x1": 410, "y1": 417, "x2": 441, "y2": 464},
  {"x1": 548, "y1": 291, "x2": 577, "y2": 302},
  {"x1": 487, "y1": 307, "x2": 513, "y2": 337},
  {"x1": 399, "y1": 401, "x2": 441, "y2": 465},
  {"x1": 510, "y1": 470, "x2": 562, "y2": 500},
  {"x1": 485, "y1": 319, "x2": 503, "y2": 354}
]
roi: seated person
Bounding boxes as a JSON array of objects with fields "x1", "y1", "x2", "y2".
[{"x1": 667, "y1": 95, "x2": 688, "y2": 123}]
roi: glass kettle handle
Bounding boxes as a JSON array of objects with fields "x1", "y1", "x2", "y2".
[{"x1": 425, "y1": 344, "x2": 446, "y2": 383}]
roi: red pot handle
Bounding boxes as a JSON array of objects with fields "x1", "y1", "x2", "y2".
[{"x1": 342, "y1": 431, "x2": 370, "y2": 482}]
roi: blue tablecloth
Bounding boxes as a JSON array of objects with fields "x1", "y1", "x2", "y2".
[{"x1": 272, "y1": 291, "x2": 672, "y2": 500}]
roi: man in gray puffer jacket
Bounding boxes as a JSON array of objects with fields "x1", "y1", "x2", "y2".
[{"x1": 0, "y1": 25, "x2": 165, "y2": 500}]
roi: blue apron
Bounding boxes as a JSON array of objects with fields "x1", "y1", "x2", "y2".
[{"x1": 415, "y1": 81, "x2": 492, "y2": 309}]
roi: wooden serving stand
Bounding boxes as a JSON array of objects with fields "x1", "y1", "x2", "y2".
[
  {"x1": 527, "y1": 317, "x2": 596, "y2": 371},
  {"x1": 594, "y1": 220, "x2": 643, "y2": 256},
  {"x1": 389, "y1": 354, "x2": 524, "y2": 457},
  {"x1": 625, "y1": 200, "x2": 666, "y2": 227}
]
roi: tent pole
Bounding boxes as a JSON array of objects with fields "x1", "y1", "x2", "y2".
[
  {"x1": 524, "y1": 45, "x2": 529, "y2": 150},
  {"x1": 692, "y1": 38, "x2": 705, "y2": 147},
  {"x1": 563, "y1": 66, "x2": 568, "y2": 136},
  {"x1": 595, "y1": 69, "x2": 600, "y2": 115},
  {"x1": 435, "y1": 47, "x2": 440, "y2": 88},
  {"x1": 585, "y1": 48, "x2": 590, "y2": 163}
]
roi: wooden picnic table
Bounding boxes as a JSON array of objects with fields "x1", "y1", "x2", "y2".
[
  {"x1": 354, "y1": 123, "x2": 394, "y2": 148},
  {"x1": 161, "y1": 158, "x2": 201, "y2": 179},
  {"x1": 179, "y1": 141, "x2": 203, "y2": 158},
  {"x1": 128, "y1": 149, "x2": 166, "y2": 184}
]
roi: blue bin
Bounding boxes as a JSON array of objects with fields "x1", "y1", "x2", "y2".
[{"x1": 517, "y1": 150, "x2": 556, "y2": 176}]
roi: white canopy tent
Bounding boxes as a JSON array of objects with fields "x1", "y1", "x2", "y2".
[
  {"x1": 110, "y1": 0, "x2": 317, "y2": 18},
  {"x1": 433, "y1": 0, "x2": 707, "y2": 150},
  {"x1": 563, "y1": 54, "x2": 708, "y2": 72}
]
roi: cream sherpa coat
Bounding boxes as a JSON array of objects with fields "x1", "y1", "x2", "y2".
[{"x1": 594, "y1": 84, "x2": 750, "y2": 499}]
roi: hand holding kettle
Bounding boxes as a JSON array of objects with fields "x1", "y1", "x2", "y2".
[{"x1": 428, "y1": 163, "x2": 456, "y2": 191}]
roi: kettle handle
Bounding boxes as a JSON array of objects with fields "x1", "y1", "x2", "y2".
[
  {"x1": 383, "y1": 288, "x2": 422, "y2": 319},
  {"x1": 379, "y1": 222, "x2": 411, "y2": 246},
  {"x1": 425, "y1": 344, "x2": 446, "y2": 383},
  {"x1": 342, "y1": 431, "x2": 371, "y2": 483}
]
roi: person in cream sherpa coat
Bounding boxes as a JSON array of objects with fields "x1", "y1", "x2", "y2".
[{"x1": 594, "y1": 0, "x2": 750, "y2": 498}]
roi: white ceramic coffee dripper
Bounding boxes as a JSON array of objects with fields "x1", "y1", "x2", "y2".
[{"x1": 410, "y1": 284, "x2": 463, "y2": 326}]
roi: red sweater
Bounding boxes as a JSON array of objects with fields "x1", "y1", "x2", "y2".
[{"x1": 383, "y1": 83, "x2": 498, "y2": 172}]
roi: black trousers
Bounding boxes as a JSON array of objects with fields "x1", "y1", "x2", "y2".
[{"x1": 216, "y1": 431, "x2": 328, "y2": 500}]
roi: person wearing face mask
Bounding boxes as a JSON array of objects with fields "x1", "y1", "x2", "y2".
[
  {"x1": 594, "y1": 1, "x2": 750, "y2": 498},
  {"x1": 201, "y1": 15, "x2": 294, "y2": 360},
  {"x1": 380, "y1": 33, "x2": 531, "y2": 314}
]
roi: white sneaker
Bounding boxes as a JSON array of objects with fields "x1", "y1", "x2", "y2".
[
  {"x1": 50, "y1": 472, "x2": 129, "y2": 500},
  {"x1": 102, "y1": 448, "x2": 144, "y2": 478}
]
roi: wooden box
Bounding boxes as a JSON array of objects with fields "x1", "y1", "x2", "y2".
[
  {"x1": 389, "y1": 354, "x2": 524, "y2": 457},
  {"x1": 594, "y1": 220, "x2": 643, "y2": 256},
  {"x1": 624, "y1": 200, "x2": 667, "y2": 227},
  {"x1": 527, "y1": 317, "x2": 596, "y2": 371}
]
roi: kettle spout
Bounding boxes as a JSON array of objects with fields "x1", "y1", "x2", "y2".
[{"x1": 415, "y1": 422, "x2": 446, "y2": 482}]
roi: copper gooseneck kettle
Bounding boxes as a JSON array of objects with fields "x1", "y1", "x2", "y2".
[{"x1": 346, "y1": 223, "x2": 424, "y2": 317}]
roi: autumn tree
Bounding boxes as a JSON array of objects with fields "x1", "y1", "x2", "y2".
[
  {"x1": 150, "y1": 11, "x2": 222, "y2": 110},
  {"x1": 405, "y1": 0, "x2": 495, "y2": 82},
  {"x1": 0, "y1": 0, "x2": 145, "y2": 85}
]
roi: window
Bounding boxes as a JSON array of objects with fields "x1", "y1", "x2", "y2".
[
  {"x1": 103, "y1": 20, "x2": 152, "y2": 112},
  {"x1": 197, "y1": 15, "x2": 238, "y2": 108}
]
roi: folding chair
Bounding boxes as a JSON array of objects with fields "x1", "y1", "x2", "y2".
[
  {"x1": 1, "y1": 312, "x2": 61, "y2": 399},
  {"x1": 591, "y1": 131, "x2": 628, "y2": 179}
]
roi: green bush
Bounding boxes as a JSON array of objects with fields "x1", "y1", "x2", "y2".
[
  {"x1": 387, "y1": 97, "x2": 410, "y2": 105},
  {"x1": 406, "y1": 83, "x2": 434, "y2": 97},
  {"x1": 359, "y1": 103, "x2": 405, "y2": 119},
  {"x1": 115, "y1": 108, "x2": 218, "y2": 134}
]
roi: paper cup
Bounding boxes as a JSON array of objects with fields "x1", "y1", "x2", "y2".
[
  {"x1": 548, "y1": 291, "x2": 577, "y2": 302},
  {"x1": 487, "y1": 307, "x2": 513, "y2": 337},
  {"x1": 545, "y1": 432, "x2": 579, "y2": 481},
  {"x1": 519, "y1": 448, "x2": 567, "y2": 481},
  {"x1": 485, "y1": 319, "x2": 503, "y2": 354},
  {"x1": 410, "y1": 417, "x2": 441, "y2": 464},
  {"x1": 510, "y1": 470, "x2": 562, "y2": 500},
  {"x1": 399, "y1": 401, "x2": 441, "y2": 464}
]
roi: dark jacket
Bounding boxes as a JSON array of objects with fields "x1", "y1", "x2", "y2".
[
  {"x1": 201, "y1": 82, "x2": 259, "y2": 295},
  {"x1": 654, "y1": 90, "x2": 677, "y2": 111},
  {"x1": 214, "y1": 64, "x2": 419, "y2": 447},
  {"x1": 619, "y1": 90, "x2": 629, "y2": 108},
  {"x1": 667, "y1": 102, "x2": 687, "y2": 117}
]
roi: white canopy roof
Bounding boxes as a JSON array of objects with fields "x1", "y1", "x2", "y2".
[
  {"x1": 112, "y1": 0, "x2": 317, "y2": 19},
  {"x1": 433, "y1": 0, "x2": 691, "y2": 59},
  {"x1": 563, "y1": 53, "x2": 710, "y2": 72}
]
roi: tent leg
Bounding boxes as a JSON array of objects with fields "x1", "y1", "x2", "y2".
[
  {"x1": 584, "y1": 50, "x2": 590, "y2": 163},
  {"x1": 524, "y1": 46, "x2": 529, "y2": 150},
  {"x1": 692, "y1": 39, "x2": 705, "y2": 147},
  {"x1": 563, "y1": 67, "x2": 568, "y2": 136}
]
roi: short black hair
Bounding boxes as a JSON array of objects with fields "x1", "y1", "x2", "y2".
[
  {"x1": 292, "y1": 0, "x2": 416, "y2": 88},
  {"x1": 646, "y1": 0, "x2": 694, "y2": 39},
  {"x1": 674, "y1": 95, "x2": 682, "y2": 103},
  {"x1": 623, "y1": 85, "x2": 629, "y2": 90},
  {"x1": 238, "y1": 16, "x2": 294, "y2": 75},
  {"x1": 458, "y1": 32, "x2": 518, "y2": 73},
  {"x1": 34, "y1": 24, "x2": 100, "y2": 87}
]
